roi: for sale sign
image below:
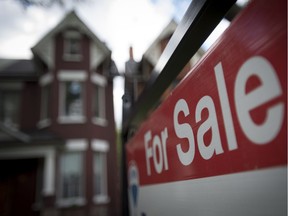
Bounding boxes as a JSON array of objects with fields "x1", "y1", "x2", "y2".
[{"x1": 126, "y1": 0, "x2": 287, "y2": 215}]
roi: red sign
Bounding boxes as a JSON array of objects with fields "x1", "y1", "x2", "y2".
[{"x1": 126, "y1": 0, "x2": 286, "y2": 215}]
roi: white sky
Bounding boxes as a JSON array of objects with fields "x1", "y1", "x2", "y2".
[{"x1": 0, "y1": 0, "x2": 233, "y2": 128}]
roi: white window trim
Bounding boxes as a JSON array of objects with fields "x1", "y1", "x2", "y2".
[
  {"x1": 66, "y1": 139, "x2": 88, "y2": 151},
  {"x1": 93, "y1": 195, "x2": 110, "y2": 204},
  {"x1": 92, "y1": 117, "x2": 108, "y2": 127},
  {"x1": 58, "y1": 71, "x2": 87, "y2": 124},
  {"x1": 58, "y1": 116, "x2": 86, "y2": 124},
  {"x1": 58, "y1": 70, "x2": 87, "y2": 81},
  {"x1": 38, "y1": 73, "x2": 53, "y2": 128},
  {"x1": 63, "y1": 31, "x2": 82, "y2": 62},
  {"x1": 91, "y1": 73, "x2": 107, "y2": 126},
  {"x1": 92, "y1": 139, "x2": 109, "y2": 152},
  {"x1": 91, "y1": 73, "x2": 107, "y2": 86},
  {"x1": 39, "y1": 73, "x2": 53, "y2": 86},
  {"x1": 37, "y1": 119, "x2": 52, "y2": 129},
  {"x1": 63, "y1": 30, "x2": 81, "y2": 39},
  {"x1": 63, "y1": 53, "x2": 82, "y2": 62},
  {"x1": 57, "y1": 197, "x2": 86, "y2": 208},
  {"x1": 57, "y1": 139, "x2": 87, "y2": 208},
  {"x1": 0, "y1": 146, "x2": 56, "y2": 196},
  {"x1": 92, "y1": 139, "x2": 110, "y2": 204}
]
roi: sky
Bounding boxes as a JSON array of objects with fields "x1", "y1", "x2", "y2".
[
  {"x1": 0, "y1": 0, "x2": 233, "y2": 128},
  {"x1": 0, "y1": 0, "x2": 192, "y2": 68}
]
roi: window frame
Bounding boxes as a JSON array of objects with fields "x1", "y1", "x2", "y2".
[
  {"x1": 57, "y1": 139, "x2": 88, "y2": 207},
  {"x1": 38, "y1": 73, "x2": 53, "y2": 128},
  {"x1": 63, "y1": 30, "x2": 82, "y2": 62},
  {"x1": 91, "y1": 73, "x2": 108, "y2": 126},
  {"x1": 92, "y1": 139, "x2": 110, "y2": 204},
  {"x1": 0, "y1": 83, "x2": 22, "y2": 129},
  {"x1": 58, "y1": 70, "x2": 87, "y2": 124}
]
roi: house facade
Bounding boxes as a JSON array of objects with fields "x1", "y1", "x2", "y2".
[{"x1": 0, "y1": 11, "x2": 119, "y2": 216}]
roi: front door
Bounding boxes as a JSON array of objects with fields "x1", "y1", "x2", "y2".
[{"x1": 0, "y1": 158, "x2": 41, "y2": 216}]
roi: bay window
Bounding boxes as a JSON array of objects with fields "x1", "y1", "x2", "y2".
[
  {"x1": 63, "y1": 81, "x2": 83, "y2": 117},
  {"x1": 38, "y1": 73, "x2": 53, "y2": 128},
  {"x1": 91, "y1": 73, "x2": 107, "y2": 126},
  {"x1": 93, "y1": 85, "x2": 105, "y2": 119},
  {"x1": 58, "y1": 70, "x2": 87, "y2": 124}
]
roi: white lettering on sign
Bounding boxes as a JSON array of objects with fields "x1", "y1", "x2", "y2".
[
  {"x1": 235, "y1": 56, "x2": 284, "y2": 145},
  {"x1": 144, "y1": 55, "x2": 284, "y2": 175},
  {"x1": 196, "y1": 96, "x2": 224, "y2": 160},
  {"x1": 144, "y1": 128, "x2": 169, "y2": 175},
  {"x1": 173, "y1": 99, "x2": 196, "y2": 166},
  {"x1": 214, "y1": 62, "x2": 238, "y2": 151}
]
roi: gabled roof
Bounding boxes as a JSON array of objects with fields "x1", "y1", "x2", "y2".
[
  {"x1": 0, "y1": 59, "x2": 37, "y2": 80},
  {"x1": 31, "y1": 10, "x2": 111, "y2": 68}
]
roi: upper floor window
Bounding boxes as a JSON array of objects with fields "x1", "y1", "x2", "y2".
[
  {"x1": 63, "y1": 30, "x2": 82, "y2": 61},
  {"x1": 58, "y1": 70, "x2": 87, "y2": 124},
  {"x1": 93, "y1": 85, "x2": 105, "y2": 119},
  {"x1": 91, "y1": 73, "x2": 107, "y2": 126},
  {"x1": 0, "y1": 90, "x2": 20, "y2": 128},
  {"x1": 41, "y1": 85, "x2": 51, "y2": 119},
  {"x1": 64, "y1": 81, "x2": 83, "y2": 116}
]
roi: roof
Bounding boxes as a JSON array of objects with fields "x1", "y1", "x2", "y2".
[
  {"x1": 31, "y1": 10, "x2": 111, "y2": 68},
  {"x1": 0, "y1": 122, "x2": 63, "y2": 145},
  {"x1": 0, "y1": 59, "x2": 37, "y2": 80}
]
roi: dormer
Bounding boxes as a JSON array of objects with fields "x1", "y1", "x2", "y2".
[
  {"x1": 31, "y1": 11, "x2": 111, "y2": 71},
  {"x1": 63, "y1": 29, "x2": 83, "y2": 62}
]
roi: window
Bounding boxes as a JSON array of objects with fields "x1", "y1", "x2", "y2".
[
  {"x1": 58, "y1": 152, "x2": 84, "y2": 206},
  {"x1": 91, "y1": 73, "x2": 107, "y2": 126},
  {"x1": 38, "y1": 73, "x2": 53, "y2": 128},
  {"x1": 63, "y1": 30, "x2": 82, "y2": 61},
  {"x1": 63, "y1": 81, "x2": 83, "y2": 117},
  {"x1": 58, "y1": 139, "x2": 87, "y2": 207},
  {"x1": 92, "y1": 139, "x2": 109, "y2": 204},
  {"x1": 94, "y1": 152, "x2": 107, "y2": 199},
  {"x1": 41, "y1": 85, "x2": 50, "y2": 119},
  {"x1": 0, "y1": 91, "x2": 20, "y2": 128},
  {"x1": 58, "y1": 70, "x2": 87, "y2": 124},
  {"x1": 67, "y1": 38, "x2": 81, "y2": 55},
  {"x1": 39, "y1": 85, "x2": 51, "y2": 126},
  {"x1": 60, "y1": 153, "x2": 82, "y2": 198},
  {"x1": 93, "y1": 85, "x2": 105, "y2": 119}
]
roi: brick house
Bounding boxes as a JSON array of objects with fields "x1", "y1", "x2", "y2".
[{"x1": 0, "y1": 11, "x2": 120, "y2": 216}]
